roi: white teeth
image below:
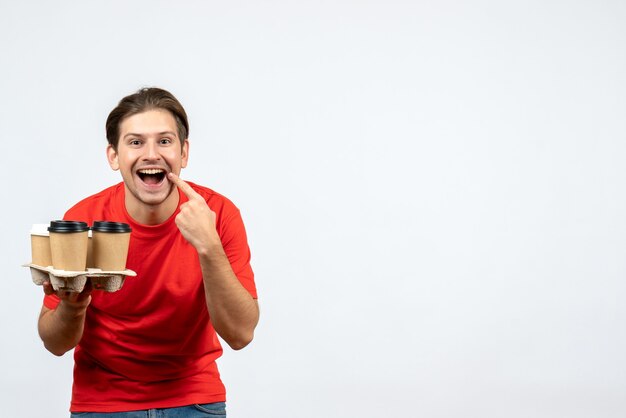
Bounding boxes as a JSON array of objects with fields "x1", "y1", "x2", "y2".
[{"x1": 138, "y1": 169, "x2": 165, "y2": 175}]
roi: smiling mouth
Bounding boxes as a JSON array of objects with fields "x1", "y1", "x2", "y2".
[{"x1": 137, "y1": 168, "x2": 167, "y2": 185}]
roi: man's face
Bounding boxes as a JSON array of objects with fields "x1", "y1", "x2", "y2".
[{"x1": 107, "y1": 109, "x2": 189, "y2": 211}]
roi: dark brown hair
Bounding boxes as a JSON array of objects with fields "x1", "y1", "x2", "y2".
[{"x1": 105, "y1": 87, "x2": 189, "y2": 150}]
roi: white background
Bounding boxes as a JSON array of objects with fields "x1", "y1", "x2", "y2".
[{"x1": 1, "y1": 1, "x2": 625, "y2": 417}]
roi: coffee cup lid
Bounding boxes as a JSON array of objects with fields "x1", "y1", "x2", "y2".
[
  {"x1": 48, "y1": 220, "x2": 89, "y2": 233},
  {"x1": 92, "y1": 221, "x2": 132, "y2": 233},
  {"x1": 30, "y1": 224, "x2": 50, "y2": 236}
]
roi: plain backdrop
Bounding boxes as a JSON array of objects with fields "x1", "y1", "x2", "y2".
[{"x1": 1, "y1": 1, "x2": 625, "y2": 417}]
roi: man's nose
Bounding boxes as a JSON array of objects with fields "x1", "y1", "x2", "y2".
[{"x1": 144, "y1": 141, "x2": 160, "y2": 160}]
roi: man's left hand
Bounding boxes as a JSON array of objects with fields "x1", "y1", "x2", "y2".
[{"x1": 168, "y1": 172, "x2": 220, "y2": 253}]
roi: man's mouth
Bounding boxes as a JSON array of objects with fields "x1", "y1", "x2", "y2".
[{"x1": 137, "y1": 168, "x2": 167, "y2": 185}]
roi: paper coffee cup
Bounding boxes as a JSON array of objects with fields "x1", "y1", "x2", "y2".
[
  {"x1": 30, "y1": 224, "x2": 52, "y2": 267},
  {"x1": 91, "y1": 221, "x2": 131, "y2": 271},
  {"x1": 48, "y1": 220, "x2": 90, "y2": 271}
]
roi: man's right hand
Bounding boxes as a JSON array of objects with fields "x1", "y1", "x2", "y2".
[
  {"x1": 42, "y1": 280, "x2": 93, "y2": 312},
  {"x1": 39, "y1": 280, "x2": 93, "y2": 356}
]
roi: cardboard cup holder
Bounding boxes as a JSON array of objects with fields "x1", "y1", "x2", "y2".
[
  {"x1": 27, "y1": 221, "x2": 134, "y2": 293},
  {"x1": 25, "y1": 263, "x2": 136, "y2": 293}
]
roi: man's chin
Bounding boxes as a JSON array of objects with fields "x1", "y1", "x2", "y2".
[{"x1": 132, "y1": 185, "x2": 177, "y2": 207}]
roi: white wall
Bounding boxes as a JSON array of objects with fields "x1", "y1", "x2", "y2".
[{"x1": 1, "y1": 1, "x2": 625, "y2": 417}]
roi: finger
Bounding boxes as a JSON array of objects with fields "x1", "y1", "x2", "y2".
[
  {"x1": 69, "y1": 281, "x2": 92, "y2": 303},
  {"x1": 61, "y1": 290, "x2": 75, "y2": 301},
  {"x1": 81, "y1": 280, "x2": 93, "y2": 297},
  {"x1": 168, "y1": 172, "x2": 201, "y2": 200},
  {"x1": 42, "y1": 281, "x2": 54, "y2": 295}
]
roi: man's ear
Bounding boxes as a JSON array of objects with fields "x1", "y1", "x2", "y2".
[
  {"x1": 107, "y1": 144, "x2": 120, "y2": 170},
  {"x1": 181, "y1": 139, "x2": 189, "y2": 169}
]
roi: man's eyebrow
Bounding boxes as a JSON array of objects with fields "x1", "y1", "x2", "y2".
[
  {"x1": 123, "y1": 131, "x2": 177, "y2": 138},
  {"x1": 123, "y1": 133, "x2": 142, "y2": 139}
]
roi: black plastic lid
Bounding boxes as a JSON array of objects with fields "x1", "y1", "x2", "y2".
[
  {"x1": 92, "y1": 221, "x2": 132, "y2": 233},
  {"x1": 48, "y1": 220, "x2": 89, "y2": 233}
]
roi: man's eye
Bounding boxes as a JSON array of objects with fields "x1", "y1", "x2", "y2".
[
  {"x1": 160, "y1": 138, "x2": 172, "y2": 144},
  {"x1": 129, "y1": 139, "x2": 142, "y2": 146}
]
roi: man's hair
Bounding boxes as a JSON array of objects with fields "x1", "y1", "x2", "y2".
[{"x1": 105, "y1": 87, "x2": 189, "y2": 150}]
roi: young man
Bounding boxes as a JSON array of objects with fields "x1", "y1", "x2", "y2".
[{"x1": 38, "y1": 87, "x2": 259, "y2": 417}]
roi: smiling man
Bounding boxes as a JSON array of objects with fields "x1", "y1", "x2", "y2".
[{"x1": 37, "y1": 87, "x2": 259, "y2": 417}]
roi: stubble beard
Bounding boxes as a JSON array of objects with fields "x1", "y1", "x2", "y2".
[{"x1": 128, "y1": 178, "x2": 177, "y2": 209}]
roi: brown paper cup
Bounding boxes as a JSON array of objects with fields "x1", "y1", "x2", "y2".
[
  {"x1": 48, "y1": 221, "x2": 90, "y2": 271},
  {"x1": 92, "y1": 221, "x2": 131, "y2": 271},
  {"x1": 30, "y1": 224, "x2": 52, "y2": 267},
  {"x1": 92, "y1": 232, "x2": 130, "y2": 271}
]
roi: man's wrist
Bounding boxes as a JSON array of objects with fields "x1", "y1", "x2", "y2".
[
  {"x1": 57, "y1": 299, "x2": 89, "y2": 320},
  {"x1": 196, "y1": 239, "x2": 226, "y2": 258}
]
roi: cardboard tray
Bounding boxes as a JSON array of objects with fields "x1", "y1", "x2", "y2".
[{"x1": 25, "y1": 263, "x2": 136, "y2": 292}]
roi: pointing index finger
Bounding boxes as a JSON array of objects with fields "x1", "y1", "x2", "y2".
[{"x1": 168, "y1": 172, "x2": 200, "y2": 200}]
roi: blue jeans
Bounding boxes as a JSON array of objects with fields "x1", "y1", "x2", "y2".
[{"x1": 70, "y1": 402, "x2": 226, "y2": 417}]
